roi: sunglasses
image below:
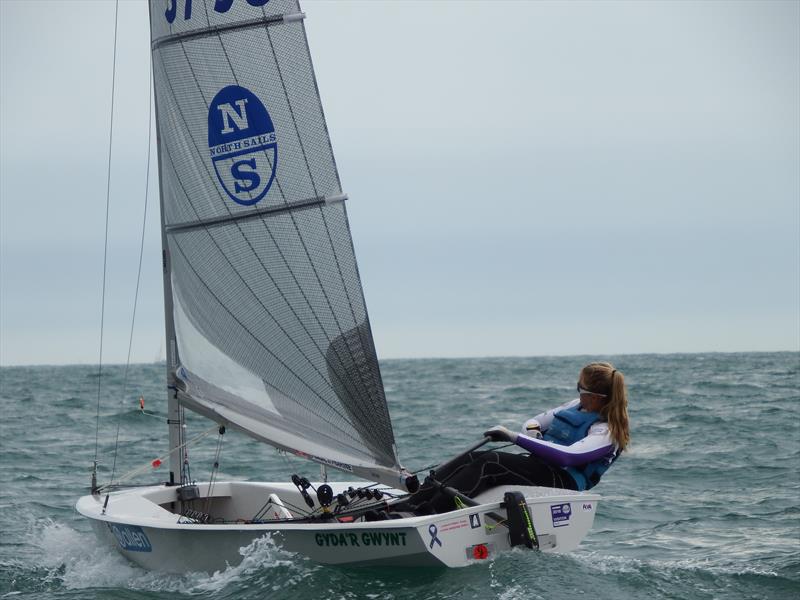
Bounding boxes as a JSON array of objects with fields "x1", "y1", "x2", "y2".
[{"x1": 577, "y1": 383, "x2": 607, "y2": 398}]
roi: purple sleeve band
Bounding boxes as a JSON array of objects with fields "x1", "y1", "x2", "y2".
[{"x1": 514, "y1": 434, "x2": 613, "y2": 468}]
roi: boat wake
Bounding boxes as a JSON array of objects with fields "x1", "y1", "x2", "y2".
[
  {"x1": 28, "y1": 520, "x2": 310, "y2": 594},
  {"x1": 572, "y1": 549, "x2": 782, "y2": 578}
]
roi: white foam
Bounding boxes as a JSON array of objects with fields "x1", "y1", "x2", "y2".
[
  {"x1": 572, "y1": 550, "x2": 780, "y2": 578},
  {"x1": 29, "y1": 519, "x2": 311, "y2": 593},
  {"x1": 189, "y1": 533, "x2": 308, "y2": 594},
  {"x1": 34, "y1": 519, "x2": 144, "y2": 589}
]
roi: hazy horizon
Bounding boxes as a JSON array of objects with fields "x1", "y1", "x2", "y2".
[{"x1": 2, "y1": 348, "x2": 797, "y2": 370}]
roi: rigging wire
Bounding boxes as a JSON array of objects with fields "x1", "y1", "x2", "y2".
[
  {"x1": 97, "y1": 424, "x2": 218, "y2": 493},
  {"x1": 93, "y1": 0, "x2": 120, "y2": 471},
  {"x1": 109, "y1": 54, "x2": 155, "y2": 488},
  {"x1": 181, "y1": 405, "x2": 192, "y2": 485},
  {"x1": 203, "y1": 427, "x2": 226, "y2": 515}
]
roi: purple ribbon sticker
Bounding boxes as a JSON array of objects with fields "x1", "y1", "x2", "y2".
[{"x1": 428, "y1": 524, "x2": 442, "y2": 548}]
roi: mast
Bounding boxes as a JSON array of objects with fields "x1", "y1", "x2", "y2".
[{"x1": 148, "y1": 1, "x2": 182, "y2": 486}]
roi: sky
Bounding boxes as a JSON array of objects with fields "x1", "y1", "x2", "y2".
[{"x1": 1, "y1": 0, "x2": 798, "y2": 366}]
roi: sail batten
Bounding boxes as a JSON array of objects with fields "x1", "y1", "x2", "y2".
[
  {"x1": 165, "y1": 194, "x2": 345, "y2": 233},
  {"x1": 149, "y1": 0, "x2": 401, "y2": 482},
  {"x1": 152, "y1": 13, "x2": 303, "y2": 51}
]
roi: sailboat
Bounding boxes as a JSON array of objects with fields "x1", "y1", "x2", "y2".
[{"x1": 76, "y1": 0, "x2": 600, "y2": 571}]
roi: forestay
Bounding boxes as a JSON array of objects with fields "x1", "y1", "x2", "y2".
[{"x1": 149, "y1": 0, "x2": 403, "y2": 486}]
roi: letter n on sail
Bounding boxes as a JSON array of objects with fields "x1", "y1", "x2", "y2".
[{"x1": 207, "y1": 85, "x2": 278, "y2": 206}]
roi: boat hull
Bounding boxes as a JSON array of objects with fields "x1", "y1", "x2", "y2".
[{"x1": 76, "y1": 481, "x2": 599, "y2": 571}]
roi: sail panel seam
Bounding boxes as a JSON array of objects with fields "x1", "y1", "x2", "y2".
[
  {"x1": 174, "y1": 40, "x2": 381, "y2": 444},
  {"x1": 176, "y1": 389, "x2": 380, "y2": 463},
  {"x1": 151, "y1": 21, "x2": 397, "y2": 465},
  {"x1": 214, "y1": 26, "x2": 387, "y2": 445},
  {"x1": 170, "y1": 237, "x2": 374, "y2": 452},
  {"x1": 158, "y1": 46, "x2": 386, "y2": 453},
  {"x1": 259, "y1": 24, "x2": 390, "y2": 443},
  {"x1": 157, "y1": 46, "x2": 369, "y2": 436},
  {"x1": 297, "y1": 17, "x2": 399, "y2": 452},
  {"x1": 153, "y1": 55, "x2": 368, "y2": 444}
]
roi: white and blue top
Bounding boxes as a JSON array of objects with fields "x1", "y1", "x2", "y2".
[{"x1": 515, "y1": 399, "x2": 619, "y2": 490}]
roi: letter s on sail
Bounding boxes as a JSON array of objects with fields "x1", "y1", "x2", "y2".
[{"x1": 232, "y1": 159, "x2": 261, "y2": 193}]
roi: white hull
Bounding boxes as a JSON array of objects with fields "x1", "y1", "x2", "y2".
[{"x1": 77, "y1": 481, "x2": 600, "y2": 571}]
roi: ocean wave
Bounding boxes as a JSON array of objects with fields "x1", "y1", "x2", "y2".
[
  {"x1": 572, "y1": 550, "x2": 782, "y2": 579},
  {"x1": 23, "y1": 520, "x2": 308, "y2": 595}
]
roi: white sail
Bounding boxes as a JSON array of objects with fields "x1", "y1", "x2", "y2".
[{"x1": 149, "y1": 0, "x2": 403, "y2": 486}]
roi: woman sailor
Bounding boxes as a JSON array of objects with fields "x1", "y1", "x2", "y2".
[{"x1": 402, "y1": 362, "x2": 630, "y2": 514}]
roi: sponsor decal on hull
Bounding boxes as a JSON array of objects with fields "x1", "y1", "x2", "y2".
[
  {"x1": 108, "y1": 523, "x2": 152, "y2": 552},
  {"x1": 550, "y1": 503, "x2": 572, "y2": 527},
  {"x1": 438, "y1": 517, "x2": 468, "y2": 533}
]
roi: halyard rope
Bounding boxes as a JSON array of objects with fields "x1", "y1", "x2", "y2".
[
  {"x1": 93, "y1": 0, "x2": 120, "y2": 469},
  {"x1": 108, "y1": 48, "x2": 154, "y2": 488}
]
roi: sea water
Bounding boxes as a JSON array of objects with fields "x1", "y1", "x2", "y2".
[{"x1": 1, "y1": 352, "x2": 798, "y2": 599}]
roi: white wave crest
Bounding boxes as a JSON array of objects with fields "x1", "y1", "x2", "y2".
[
  {"x1": 29, "y1": 519, "x2": 310, "y2": 594},
  {"x1": 189, "y1": 533, "x2": 309, "y2": 594},
  {"x1": 571, "y1": 550, "x2": 780, "y2": 578}
]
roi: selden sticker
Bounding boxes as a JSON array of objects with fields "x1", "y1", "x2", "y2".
[
  {"x1": 550, "y1": 503, "x2": 572, "y2": 528},
  {"x1": 108, "y1": 523, "x2": 152, "y2": 552}
]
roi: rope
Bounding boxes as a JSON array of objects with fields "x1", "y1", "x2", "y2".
[
  {"x1": 138, "y1": 409, "x2": 163, "y2": 420},
  {"x1": 97, "y1": 424, "x2": 218, "y2": 492},
  {"x1": 109, "y1": 51, "x2": 154, "y2": 487},
  {"x1": 93, "y1": 0, "x2": 120, "y2": 469},
  {"x1": 410, "y1": 443, "x2": 515, "y2": 477},
  {"x1": 204, "y1": 429, "x2": 225, "y2": 514},
  {"x1": 181, "y1": 405, "x2": 191, "y2": 485}
]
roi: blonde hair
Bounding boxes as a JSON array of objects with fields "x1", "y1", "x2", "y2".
[{"x1": 579, "y1": 362, "x2": 630, "y2": 451}]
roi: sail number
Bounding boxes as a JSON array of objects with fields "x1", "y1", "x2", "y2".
[{"x1": 165, "y1": 0, "x2": 270, "y2": 24}]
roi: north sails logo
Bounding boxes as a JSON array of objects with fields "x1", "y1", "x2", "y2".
[{"x1": 208, "y1": 85, "x2": 277, "y2": 206}]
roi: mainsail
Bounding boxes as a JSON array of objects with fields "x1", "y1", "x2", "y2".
[{"x1": 148, "y1": 0, "x2": 403, "y2": 486}]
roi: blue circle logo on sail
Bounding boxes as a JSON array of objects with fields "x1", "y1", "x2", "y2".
[{"x1": 208, "y1": 85, "x2": 277, "y2": 206}]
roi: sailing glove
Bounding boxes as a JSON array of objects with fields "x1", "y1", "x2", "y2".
[
  {"x1": 524, "y1": 418, "x2": 543, "y2": 439},
  {"x1": 483, "y1": 425, "x2": 515, "y2": 443}
]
